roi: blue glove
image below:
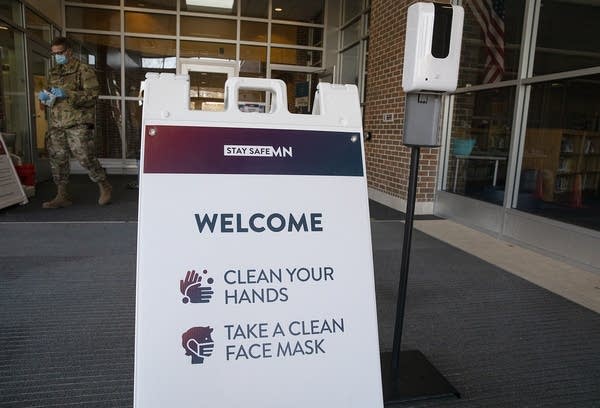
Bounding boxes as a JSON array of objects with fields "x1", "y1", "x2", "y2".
[
  {"x1": 38, "y1": 91, "x2": 50, "y2": 102},
  {"x1": 50, "y1": 87, "x2": 67, "y2": 98}
]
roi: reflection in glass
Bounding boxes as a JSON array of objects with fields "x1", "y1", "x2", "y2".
[
  {"x1": 534, "y1": 1, "x2": 600, "y2": 75},
  {"x1": 270, "y1": 47, "x2": 321, "y2": 67},
  {"x1": 341, "y1": 44, "x2": 359, "y2": 85},
  {"x1": 458, "y1": 0, "x2": 524, "y2": 87},
  {"x1": 518, "y1": 75, "x2": 600, "y2": 231},
  {"x1": 66, "y1": 7, "x2": 120, "y2": 31},
  {"x1": 0, "y1": 31, "x2": 28, "y2": 160},
  {"x1": 125, "y1": 37, "x2": 176, "y2": 96},
  {"x1": 126, "y1": 100, "x2": 143, "y2": 159},
  {"x1": 446, "y1": 88, "x2": 516, "y2": 205},
  {"x1": 0, "y1": 0, "x2": 23, "y2": 24},
  {"x1": 271, "y1": 24, "x2": 323, "y2": 47},
  {"x1": 270, "y1": 70, "x2": 318, "y2": 114},
  {"x1": 181, "y1": 16, "x2": 236, "y2": 40},
  {"x1": 271, "y1": 0, "x2": 324, "y2": 24},
  {"x1": 69, "y1": 34, "x2": 121, "y2": 96},
  {"x1": 240, "y1": 45, "x2": 266, "y2": 76},
  {"x1": 180, "y1": 41, "x2": 236, "y2": 60},
  {"x1": 343, "y1": 0, "x2": 362, "y2": 22},
  {"x1": 342, "y1": 20, "x2": 360, "y2": 48},
  {"x1": 189, "y1": 72, "x2": 228, "y2": 111},
  {"x1": 95, "y1": 98, "x2": 123, "y2": 159},
  {"x1": 241, "y1": 21, "x2": 267, "y2": 42},
  {"x1": 242, "y1": 0, "x2": 268, "y2": 18},
  {"x1": 30, "y1": 48, "x2": 50, "y2": 161},
  {"x1": 26, "y1": 9, "x2": 52, "y2": 43},
  {"x1": 125, "y1": 12, "x2": 176, "y2": 35},
  {"x1": 238, "y1": 52, "x2": 266, "y2": 107}
]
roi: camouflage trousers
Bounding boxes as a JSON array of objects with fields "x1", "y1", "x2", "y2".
[{"x1": 46, "y1": 124, "x2": 107, "y2": 185}]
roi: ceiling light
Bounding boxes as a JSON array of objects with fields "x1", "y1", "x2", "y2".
[
  {"x1": 186, "y1": 0, "x2": 235, "y2": 8},
  {"x1": 274, "y1": 7, "x2": 283, "y2": 12}
]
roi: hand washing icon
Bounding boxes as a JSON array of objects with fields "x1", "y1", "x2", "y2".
[{"x1": 180, "y1": 269, "x2": 214, "y2": 304}]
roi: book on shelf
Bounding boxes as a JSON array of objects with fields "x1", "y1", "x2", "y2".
[{"x1": 561, "y1": 138, "x2": 574, "y2": 153}]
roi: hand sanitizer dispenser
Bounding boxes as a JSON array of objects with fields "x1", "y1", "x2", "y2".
[{"x1": 402, "y1": 2, "x2": 464, "y2": 93}]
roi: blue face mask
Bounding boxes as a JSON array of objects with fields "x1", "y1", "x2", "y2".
[{"x1": 55, "y1": 54, "x2": 68, "y2": 65}]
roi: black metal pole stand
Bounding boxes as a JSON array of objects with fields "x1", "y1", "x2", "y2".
[{"x1": 380, "y1": 146, "x2": 460, "y2": 405}]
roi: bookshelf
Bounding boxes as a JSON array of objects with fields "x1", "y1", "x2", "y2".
[{"x1": 522, "y1": 129, "x2": 600, "y2": 203}]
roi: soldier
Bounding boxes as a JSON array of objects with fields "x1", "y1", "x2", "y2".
[{"x1": 38, "y1": 37, "x2": 112, "y2": 208}]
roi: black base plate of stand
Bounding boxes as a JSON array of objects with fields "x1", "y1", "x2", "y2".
[{"x1": 380, "y1": 350, "x2": 460, "y2": 405}]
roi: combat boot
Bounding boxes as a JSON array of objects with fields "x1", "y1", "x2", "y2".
[
  {"x1": 98, "y1": 179, "x2": 112, "y2": 205},
  {"x1": 42, "y1": 184, "x2": 72, "y2": 208}
]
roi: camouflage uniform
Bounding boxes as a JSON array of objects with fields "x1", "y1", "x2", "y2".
[{"x1": 46, "y1": 58, "x2": 107, "y2": 185}]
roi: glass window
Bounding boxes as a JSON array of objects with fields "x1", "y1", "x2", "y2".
[
  {"x1": 180, "y1": 16, "x2": 236, "y2": 40},
  {"x1": 242, "y1": 0, "x2": 268, "y2": 18},
  {"x1": 181, "y1": 0, "x2": 238, "y2": 15},
  {"x1": 517, "y1": 75, "x2": 600, "y2": 231},
  {"x1": 239, "y1": 45, "x2": 267, "y2": 111},
  {"x1": 125, "y1": 12, "x2": 176, "y2": 35},
  {"x1": 66, "y1": 7, "x2": 120, "y2": 31},
  {"x1": 270, "y1": 47, "x2": 321, "y2": 67},
  {"x1": 0, "y1": 31, "x2": 28, "y2": 160},
  {"x1": 188, "y1": 71, "x2": 227, "y2": 111},
  {"x1": 342, "y1": 19, "x2": 360, "y2": 48},
  {"x1": 445, "y1": 87, "x2": 516, "y2": 205},
  {"x1": 26, "y1": 9, "x2": 52, "y2": 44},
  {"x1": 125, "y1": 37, "x2": 176, "y2": 96},
  {"x1": 241, "y1": 21, "x2": 267, "y2": 42},
  {"x1": 124, "y1": 0, "x2": 176, "y2": 10},
  {"x1": 343, "y1": 0, "x2": 362, "y2": 22},
  {"x1": 458, "y1": 0, "x2": 525, "y2": 87},
  {"x1": 95, "y1": 98, "x2": 123, "y2": 159},
  {"x1": 534, "y1": 1, "x2": 600, "y2": 75},
  {"x1": 68, "y1": 34, "x2": 121, "y2": 96},
  {"x1": 271, "y1": 24, "x2": 323, "y2": 47},
  {"x1": 341, "y1": 44, "x2": 359, "y2": 85},
  {"x1": 180, "y1": 40, "x2": 236, "y2": 60},
  {"x1": 0, "y1": 0, "x2": 23, "y2": 25},
  {"x1": 271, "y1": 70, "x2": 319, "y2": 114},
  {"x1": 272, "y1": 0, "x2": 324, "y2": 24},
  {"x1": 240, "y1": 45, "x2": 266, "y2": 75}
]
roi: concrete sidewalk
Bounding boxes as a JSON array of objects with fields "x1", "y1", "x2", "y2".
[{"x1": 414, "y1": 219, "x2": 600, "y2": 314}]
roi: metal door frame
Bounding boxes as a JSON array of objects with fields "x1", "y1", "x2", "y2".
[{"x1": 26, "y1": 39, "x2": 52, "y2": 182}]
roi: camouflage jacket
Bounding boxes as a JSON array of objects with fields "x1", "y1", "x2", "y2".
[{"x1": 48, "y1": 58, "x2": 99, "y2": 129}]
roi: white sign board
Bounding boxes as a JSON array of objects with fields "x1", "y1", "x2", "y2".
[
  {"x1": 0, "y1": 133, "x2": 27, "y2": 210},
  {"x1": 135, "y1": 75, "x2": 383, "y2": 407}
]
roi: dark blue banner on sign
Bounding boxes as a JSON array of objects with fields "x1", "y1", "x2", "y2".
[{"x1": 143, "y1": 126, "x2": 364, "y2": 177}]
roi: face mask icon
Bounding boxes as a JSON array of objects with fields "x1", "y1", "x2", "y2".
[
  {"x1": 182, "y1": 326, "x2": 214, "y2": 364},
  {"x1": 180, "y1": 269, "x2": 214, "y2": 304}
]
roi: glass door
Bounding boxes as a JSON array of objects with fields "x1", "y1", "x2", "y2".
[
  {"x1": 0, "y1": 28, "x2": 28, "y2": 164},
  {"x1": 27, "y1": 40, "x2": 51, "y2": 181}
]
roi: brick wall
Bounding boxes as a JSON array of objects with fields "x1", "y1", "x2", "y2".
[{"x1": 364, "y1": 0, "x2": 450, "y2": 210}]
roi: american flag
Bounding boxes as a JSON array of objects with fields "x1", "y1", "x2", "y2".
[{"x1": 467, "y1": 0, "x2": 505, "y2": 83}]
